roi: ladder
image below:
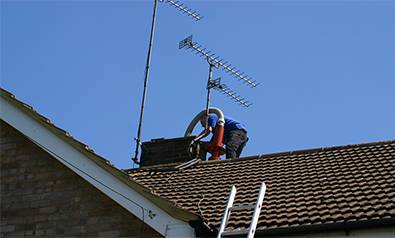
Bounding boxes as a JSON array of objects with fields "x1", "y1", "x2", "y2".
[{"x1": 217, "y1": 181, "x2": 266, "y2": 238}]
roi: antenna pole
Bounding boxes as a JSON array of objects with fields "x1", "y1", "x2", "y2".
[
  {"x1": 205, "y1": 59, "x2": 215, "y2": 129},
  {"x1": 133, "y1": 0, "x2": 159, "y2": 166}
]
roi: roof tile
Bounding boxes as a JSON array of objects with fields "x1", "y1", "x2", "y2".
[{"x1": 129, "y1": 140, "x2": 395, "y2": 232}]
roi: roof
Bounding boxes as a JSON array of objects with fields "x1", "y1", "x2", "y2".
[
  {"x1": 128, "y1": 140, "x2": 395, "y2": 235},
  {"x1": 3, "y1": 87, "x2": 394, "y2": 236},
  {"x1": 0, "y1": 88, "x2": 200, "y2": 223}
]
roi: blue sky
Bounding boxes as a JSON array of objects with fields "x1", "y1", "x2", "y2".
[{"x1": 2, "y1": 1, "x2": 394, "y2": 169}]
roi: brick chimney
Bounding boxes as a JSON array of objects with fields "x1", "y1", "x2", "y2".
[{"x1": 140, "y1": 136, "x2": 207, "y2": 167}]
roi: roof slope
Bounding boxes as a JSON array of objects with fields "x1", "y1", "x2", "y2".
[
  {"x1": 0, "y1": 88, "x2": 199, "y2": 223},
  {"x1": 128, "y1": 140, "x2": 395, "y2": 234}
]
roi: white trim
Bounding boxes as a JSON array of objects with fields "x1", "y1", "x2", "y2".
[
  {"x1": 166, "y1": 224, "x2": 196, "y2": 238},
  {"x1": 0, "y1": 97, "x2": 196, "y2": 238}
]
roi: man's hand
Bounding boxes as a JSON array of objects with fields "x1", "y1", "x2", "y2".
[
  {"x1": 196, "y1": 127, "x2": 212, "y2": 141},
  {"x1": 190, "y1": 138, "x2": 198, "y2": 147}
]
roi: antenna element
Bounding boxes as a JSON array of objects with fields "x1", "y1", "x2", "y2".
[
  {"x1": 161, "y1": 0, "x2": 203, "y2": 21},
  {"x1": 209, "y1": 78, "x2": 252, "y2": 107},
  {"x1": 179, "y1": 35, "x2": 260, "y2": 88},
  {"x1": 179, "y1": 35, "x2": 257, "y2": 112}
]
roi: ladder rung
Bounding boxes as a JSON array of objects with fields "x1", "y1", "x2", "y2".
[
  {"x1": 221, "y1": 229, "x2": 249, "y2": 237},
  {"x1": 217, "y1": 182, "x2": 266, "y2": 238},
  {"x1": 229, "y1": 204, "x2": 255, "y2": 211}
]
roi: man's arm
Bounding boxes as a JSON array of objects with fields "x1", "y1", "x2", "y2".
[{"x1": 191, "y1": 126, "x2": 213, "y2": 144}]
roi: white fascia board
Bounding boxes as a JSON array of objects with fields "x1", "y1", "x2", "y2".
[{"x1": 0, "y1": 97, "x2": 196, "y2": 238}]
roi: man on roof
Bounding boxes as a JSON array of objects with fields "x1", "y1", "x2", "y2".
[{"x1": 198, "y1": 113, "x2": 248, "y2": 159}]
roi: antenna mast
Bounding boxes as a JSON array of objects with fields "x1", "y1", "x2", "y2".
[
  {"x1": 204, "y1": 59, "x2": 216, "y2": 128},
  {"x1": 133, "y1": 1, "x2": 203, "y2": 167}
]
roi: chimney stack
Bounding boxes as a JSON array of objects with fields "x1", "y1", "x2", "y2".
[{"x1": 140, "y1": 136, "x2": 206, "y2": 167}]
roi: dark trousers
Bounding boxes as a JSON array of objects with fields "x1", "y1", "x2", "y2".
[{"x1": 224, "y1": 129, "x2": 248, "y2": 159}]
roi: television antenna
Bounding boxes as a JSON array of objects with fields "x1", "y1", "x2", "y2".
[
  {"x1": 133, "y1": 1, "x2": 203, "y2": 166},
  {"x1": 179, "y1": 35, "x2": 259, "y2": 122},
  {"x1": 160, "y1": 0, "x2": 203, "y2": 21},
  {"x1": 179, "y1": 35, "x2": 259, "y2": 88},
  {"x1": 208, "y1": 77, "x2": 252, "y2": 108}
]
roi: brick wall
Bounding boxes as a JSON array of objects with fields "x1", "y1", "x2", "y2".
[
  {"x1": 0, "y1": 120, "x2": 162, "y2": 237},
  {"x1": 140, "y1": 137, "x2": 207, "y2": 167}
]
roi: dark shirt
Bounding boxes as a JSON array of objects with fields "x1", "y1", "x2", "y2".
[{"x1": 207, "y1": 114, "x2": 247, "y2": 138}]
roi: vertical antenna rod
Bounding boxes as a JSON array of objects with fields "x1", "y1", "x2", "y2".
[
  {"x1": 133, "y1": 0, "x2": 159, "y2": 165},
  {"x1": 133, "y1": 2, "x2": 203, "y2": 166},
  {"x1": 205, "y1": 59, "x2": 216, "y2": 129}
]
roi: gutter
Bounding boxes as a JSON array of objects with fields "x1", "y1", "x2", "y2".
[{"x1": 214, "y1": 217, "x2": 395, "y2": 237}]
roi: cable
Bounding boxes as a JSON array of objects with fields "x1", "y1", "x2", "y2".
[
  {"x1": 197, "y1": 194, "x2": 208, "y2": 221},
  {"x1": 164, "y1": 161, "x2": 209, "y2": 222}
]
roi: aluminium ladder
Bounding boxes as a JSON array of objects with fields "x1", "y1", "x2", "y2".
[{"x1": 217, "y1": 181, "x2": 266, "y2": 238}]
